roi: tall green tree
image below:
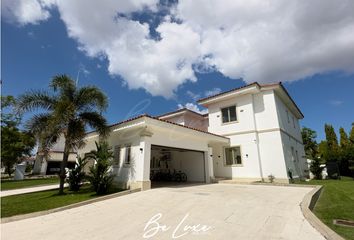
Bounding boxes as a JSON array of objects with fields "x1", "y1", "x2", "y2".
[
  {"x1": 1, "y1": 96, "x2": 35, "y2": 176},
  {"x1": 339, "y1": 127, "x2": 350, "y2": 148},
  {"x1": 301, "y1": 127, "x2": 318, "y2": 159},
  {"x1": 325, "y1": 124, "x2": 339, "y2": 149},
  {"x1": 17, "y1": 75, "x2": 109, "y2": 194},
  {"x1": 340, "y1": 126, "x2": 354, "y2": 176},
  {"x1": 324, "y1": 124, "x2": 339, "y2": 162},
  {"x1": 349, "y1": 123, "x2": 354, "y2": 145}
]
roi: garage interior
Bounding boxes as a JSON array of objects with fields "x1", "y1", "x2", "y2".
[{"x1": 150, "y1": 145, "x2": 206, "y2": 188}]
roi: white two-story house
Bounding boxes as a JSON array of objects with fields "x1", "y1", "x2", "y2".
[{"x1": 79, "y1": 82, "x2": 308, "y2": 190}]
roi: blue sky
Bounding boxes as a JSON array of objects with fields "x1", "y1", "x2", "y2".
[{"x1": 2, "y1": 1, "x2": 354, "y2": 141}]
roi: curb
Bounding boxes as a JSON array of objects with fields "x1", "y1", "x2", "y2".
[
  {"x1": 300, "y1": 186, "x2": 345, "y2": 240},
  {"x1": 1, "y1": 183, "x2": 59, "y2": 192},
  {"x1": 1, "y1": 188, "x2": 141, "y2": 224}
]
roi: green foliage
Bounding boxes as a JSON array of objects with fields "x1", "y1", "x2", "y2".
[
  {"x1": 319, "y1": 125, "x2": 353, "y2": 177},
  {"x1": 310, "y1": 158, "x2": 324, "y2": 179},
  {"x1": 1, "y1": 95, "x2": 21, "y2": 126},
  {"x1": 349, "y1": 123, "x2": 354, "y2": 144},
  {"x1": 325, "y1": 124, "x2": 339, "y2": 149},
  {"x1": 86, "y1": 142, "x2": 114, "y2": 195},
  {"x1": 16, "y1": 75, "x2": 109, "y2": 194},
  {"x1": 1, "y1": 186, "x2": 121, "y2": 218},
  {"x1": 1, "y1": 95, "x2": 36, "y2": 177},
  {"x1": 25, "y1": 164, "x2": 33, "y2": 173},
  {"x1": 301, "y1": 127, "x2": 318, "y2": 159},
  {"x1": 339, "y1": 127, "x2": 350, "y2": 148},
  {"x1": 324, "y1": 124, "x2": 340, "y2": 162},
  {"x1": 67, "y1": 157, "x2": 87, "y2": 191},
  {"x1": 295, "y1": 178, "x2": 354, "y2": 240}
]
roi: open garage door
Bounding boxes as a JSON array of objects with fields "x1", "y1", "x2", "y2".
[{"x1": 150, "y1": 145, "x2": 206, "y2": 187}]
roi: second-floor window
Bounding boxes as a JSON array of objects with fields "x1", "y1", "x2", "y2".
[{"x1": 221, "y1": 105, "x2": 237, "y2": 123}]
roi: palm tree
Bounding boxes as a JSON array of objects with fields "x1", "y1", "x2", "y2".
[{"x1": 17, "y1": 75, "x2": 109, "y2": 194}]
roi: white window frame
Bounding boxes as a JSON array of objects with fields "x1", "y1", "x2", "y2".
[
  {"x1": 113, "y1": 145, "x2": 121, "y2": 166},
  {"x1": 124, "y1": 145, "x2": 131, "y2": 166},
  {"x1": 221, "y1": 105, "x2": 237, "y2": 124},
  {"x1": 224, "y1": 146, "x2": 243, "y2": 166}
]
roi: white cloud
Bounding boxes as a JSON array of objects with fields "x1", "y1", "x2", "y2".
[
  {"x1": 175, "y1": 0, "x2": 354, "y2": 83},
  {"x1": 2, "y1": 0, "x2": 54, "y2": 25},
  {"x1": 186, "y1": 90, "x2": 201, "y2": 101},
  {"x1": 4, "y1": 0, "x2": 354, "y2": 97},
  {"x1": 204, "y1": 88, "x2": 221, "y2": 97},
  {"x1": 329, "y1": 100, "x2": 343, "y2": 106},
  {"x1": 177, "y1": 102, "x2": 208, "y2": 114}
]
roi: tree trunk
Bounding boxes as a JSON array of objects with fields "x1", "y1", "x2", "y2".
[
  {"x1": 59, "y1": 144, "x2": 70, "y2": 194},
  {"x1": 6, "y1": 163, "x2": 12, "y2": 177}
]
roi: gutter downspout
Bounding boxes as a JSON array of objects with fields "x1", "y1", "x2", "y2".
[{"x1": 252, "y1": 94, "x2": 264, "y2": 182}]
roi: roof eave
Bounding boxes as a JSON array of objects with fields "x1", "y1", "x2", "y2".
[{"x1": 198, "y1": 84, "x2": 261, "y2": 106}]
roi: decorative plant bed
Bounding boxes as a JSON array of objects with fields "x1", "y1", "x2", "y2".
[{"x1": 333, "y1": 219, "x2": 354, "y2": 228}]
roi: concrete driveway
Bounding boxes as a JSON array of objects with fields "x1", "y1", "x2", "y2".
[{"x1": 1, "y1": 184, "x2": 324, "y2": 240}]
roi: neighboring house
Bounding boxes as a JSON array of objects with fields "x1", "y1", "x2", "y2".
[
  {"x1": 78, "y1": 82, "x2": 308, "y2": 190},
  {"x1": 33, "y1": 136, "x2": 77, "y2": 175}
]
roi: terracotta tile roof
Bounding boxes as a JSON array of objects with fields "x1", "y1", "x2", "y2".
[
  {"x1": 197, "y1": 81, "x2": 304, "y2": 118},
  {"x1": 278, "y1": 83, "x2": 304, "y2": 118},
  {"x1": 197, "y1": 82, "x2": 260, "y2": 103},
  {"x1": 149, "y1": 115, "x2": 228, "y2": 139},
  {"x1": 156, "y1": 108, "x2": 205, "y2": 118},
  {"x1": 87, "y1": 114, "x2": 228, "y2": 140}
]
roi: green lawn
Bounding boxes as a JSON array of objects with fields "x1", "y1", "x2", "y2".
[
  {"x1": 295, "y1": 177, "x2": 354, "y2": 240},
  {"x1": 1, "y1": 186, "x2": 122, "y2": 218},
  {"x1": 1, "y1": 177, "x2": 60, "y2": 191}
]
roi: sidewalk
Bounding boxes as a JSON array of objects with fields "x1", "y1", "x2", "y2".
[{"x1": 1, "y1": 183, "x2": 68, "y2": 197}]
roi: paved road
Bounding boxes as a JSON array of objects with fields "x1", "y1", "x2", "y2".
[
  {"x1": 1, "y1": 184, "x2": 325, "y2": 240},
  {"x1": 1, "y1": 183, "x2": 68, "y2": 197}
]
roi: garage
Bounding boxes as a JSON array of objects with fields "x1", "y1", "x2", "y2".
[{"x1": 150, "y1": 145, "x2": 206, "y2": 187}]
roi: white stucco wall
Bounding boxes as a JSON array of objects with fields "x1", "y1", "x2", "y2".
[
  {"x1": 80, "y1": 129, "x2": 143, "y2": 188},
  {"x1": 258, "y1": 131, "x2": 288, "y2": 180},
  {"x1": 161, "y1": 112, "x2": 208, "y2": 131},
  {"x1": 207, "y1": 94, "x2": 255, "y2": 135},
  {"x1": 274, "y1": 93, "x2": 302, "y2": 141},
  {"x1": 213, "y1": 133, "x2": 262, "y2": 180},
  {"x1": 171, "y1": 151, "x2": 205, "y2": 182},
  {"x1": 280, "y1": 132, "x2": 308, "y2": 179},
  {"x1": 205, "y1": 89, "x2": 305, "y2": 183}
]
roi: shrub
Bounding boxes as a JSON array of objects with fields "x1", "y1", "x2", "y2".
[
  {"x1": 86, "y1": 141, "x2": 113, "y2": 195},
  {"x1": 310, "y1": 158, "x2": 324, "y2": 180},
  {"x1": 25, "y1": 164, "x2": 33, "y2": 173},
  {"x1": 67, "y1": 157, "x2": 87, "y2": 191}
]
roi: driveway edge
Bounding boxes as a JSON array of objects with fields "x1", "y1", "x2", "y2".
[
  {"x1": 300, "y1": 185, "x2": 345, "y2": 240},
  {"x1": 1, "y1": 188, "x2": 141, "y2": 224}
]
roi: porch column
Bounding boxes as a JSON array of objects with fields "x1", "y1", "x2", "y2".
[
  {"x1": 208, "y1": 146, "x2": 214, "y2": 180},
  {"x1": 139, "y1": 131, "x2": 152, "y2": 190}
]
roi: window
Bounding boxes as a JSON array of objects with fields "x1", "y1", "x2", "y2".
[
  {"x1": 291, "y1": 147, "x2": 295, "y2": 162},
  {"x1": 113, "y1": 145, "x2": 121, "y2": 166},
  {"x1": 124, "y1": 145, "x2": 131, "y2": 165},
  {"x1": 225, "y1": 147, "x2": 242, "y2": 166},
  {"x1": 221, "y1": 105, "x2": 237, "y2": 123},
  {"x1": 292, "y1": 116, "x2": 296, "y2": 128},
  {"x1": 295, "y1": 150, "x2": 299, "y2": 162}
]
